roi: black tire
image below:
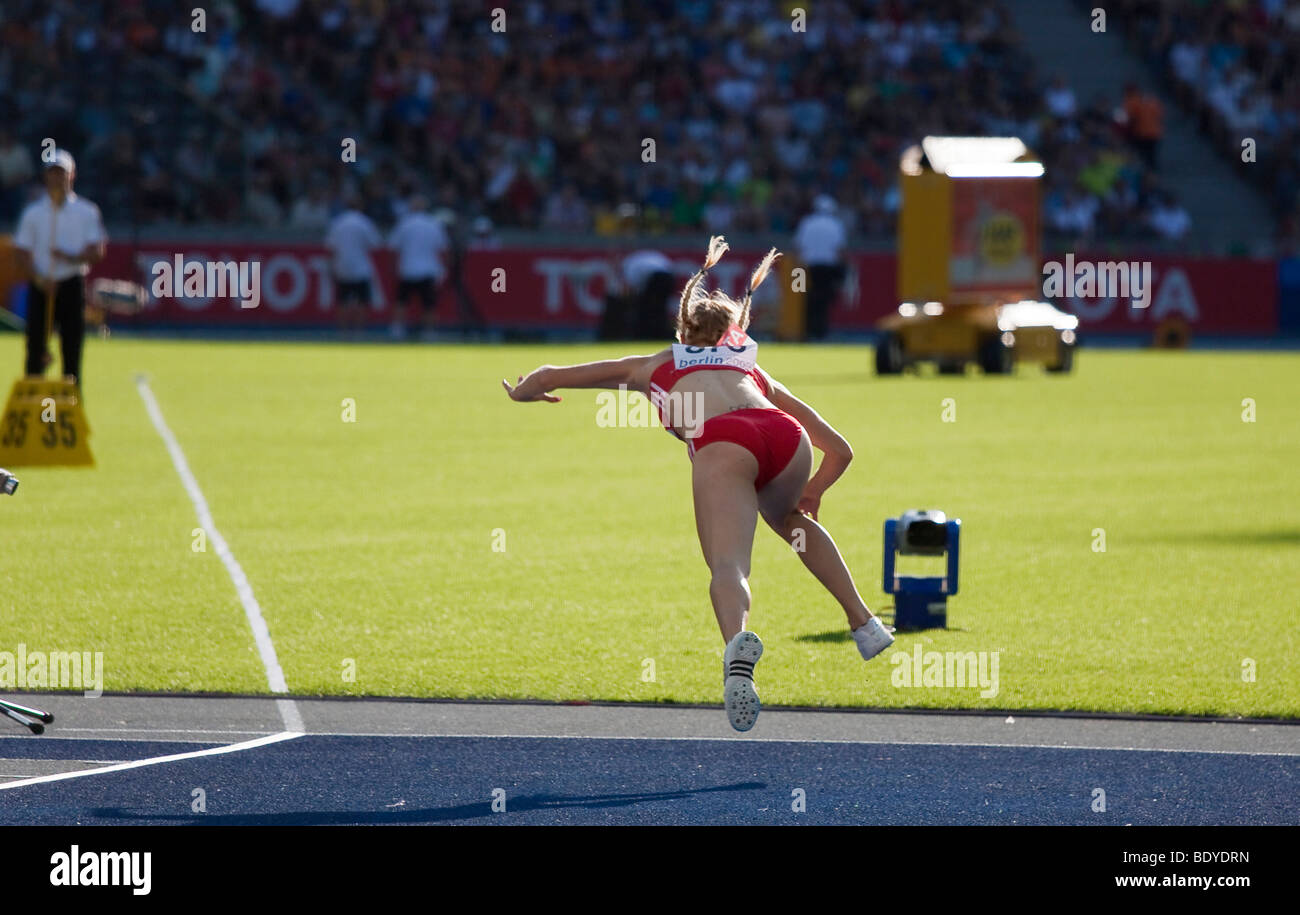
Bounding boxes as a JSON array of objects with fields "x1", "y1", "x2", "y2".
[
  {"x1": 875, "y1": 333, "x2": 904, "y2": 374},
  {"x1": 1046, "y1": 339, "x2": 1075, "y2": 373},
  {"x1": 978, "y1": 335, "x2": 1013, "y2": 375}
]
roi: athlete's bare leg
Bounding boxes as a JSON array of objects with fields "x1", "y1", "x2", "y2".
[
  {"x1": 757, "y1": 434, "x2": 875, "y2": 631},
  {"x1": 691, "y1": 441, "x2": 760, "y2": 643}
]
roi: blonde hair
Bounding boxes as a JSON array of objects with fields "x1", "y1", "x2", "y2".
[{"x1": 675, "y1": 236, "x2": 781, "y2": 345}]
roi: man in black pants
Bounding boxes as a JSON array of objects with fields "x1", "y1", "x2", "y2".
[
  {"x1": 794, "y1": 195, "x2": 847, "y2": 341},
  {"x1": 13, "y1": 150, "x2": 106, "y2": 384},
  {"x1": 619, "y1": 249, "x2": 674, "y2": 340}
]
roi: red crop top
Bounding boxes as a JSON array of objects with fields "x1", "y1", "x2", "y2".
[{"x1": 647, "y1": 326, "x2": 770, "y2": 440}]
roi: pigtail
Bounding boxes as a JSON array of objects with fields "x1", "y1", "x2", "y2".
[
  {"x1": 703, "y1": 234, "x2": 729, "y2": 270},
  {"x1": 739, "y1": 247, "x2": 780, "y2": 330},
  {"x1": 676, "y1": 235, "x2": 731, "y2": 341}
]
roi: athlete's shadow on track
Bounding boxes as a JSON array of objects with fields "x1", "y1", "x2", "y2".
[{"x1": 90, "y1": 782, "x2": 767, "y2": 825}]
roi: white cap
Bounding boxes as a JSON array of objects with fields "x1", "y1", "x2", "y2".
[{"x1": 43, "y1": 149, "x2": 76, "y2": 175}]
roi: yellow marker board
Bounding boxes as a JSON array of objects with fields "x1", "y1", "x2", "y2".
[
  {"x1": 776, "y1": 256, "x2": 806, "y2": 342},
  {"x1": 0, "y1": 378, "x2": 93, "y2": 467}
]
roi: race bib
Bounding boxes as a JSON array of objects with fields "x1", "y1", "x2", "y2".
[
  {"x1": 672, "y1": 326, "x2": 757, "y2": 371},
  {"x1": 671, "y1": 343, "x2": 757, "y2": 371}
]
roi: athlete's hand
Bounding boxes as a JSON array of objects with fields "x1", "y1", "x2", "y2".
[
  {"x1": 502, "y1": 370, "x2": 561, "y2": 403},
  {"x1": 796, "y1": 487, "x2": 822, "y2": 521}
]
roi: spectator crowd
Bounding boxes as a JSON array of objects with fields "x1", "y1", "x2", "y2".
[
  {"x1": 0, "y1": 0, "x2": 1213, "y2": 246},
  {"x1": 1104, "y1": 0, "x2": 1300, "y2": 247}
]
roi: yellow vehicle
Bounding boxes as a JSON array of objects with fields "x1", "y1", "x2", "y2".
[
  {"x1": 875, "y1": 299, "x2": 1078, "y2": 375},
  {"x1": 878, "y1": 136, "x2": 1077, "y2": 375}
]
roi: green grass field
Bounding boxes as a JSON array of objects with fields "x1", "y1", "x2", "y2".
[{"x1": 1, "y1": 335, "x2": 1297, "y2": 717}]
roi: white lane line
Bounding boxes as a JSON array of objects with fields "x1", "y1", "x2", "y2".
[
  {"x1": 135, "y1": 375, "x2": 303, "y2": 734},
  {"x1": 0, "y1": 731, "x2": 304, "y2": 790},
  {"x1": 38, "y1": 728, "x2": 277, "y2": 737},
  {"x1": 25, "y1": 728, "x2": 1297, "y2": 755},
  {"x1": 5, "y1": 727, "x2": 1292, "y2": 757},
  {"x1": 13, "y1": 728, "x2": 278, "y2": 744},
  {"x1": 277, "y1": 698, "x2": 305, "y2": 733},
  {"x1": 291, "y1": 732, "x2": 1300, "y2": 757}
]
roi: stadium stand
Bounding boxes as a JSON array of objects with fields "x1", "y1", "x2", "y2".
[
  {"x1": 4, "y1": 0, "x2": 1272, "y2": 246},
  {"x1": 1099, "y1": 0, "x2": 1300, "y2": 248}
]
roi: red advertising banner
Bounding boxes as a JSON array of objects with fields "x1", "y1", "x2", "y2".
[
  {"x1": 87, "y1": 243, "x2": 1277, "y2": 336},
  {"x1": 1048, "y1": 254, "x2": 1277, "y2": 335},
  {"x1": 90, "y1": 243, "x2": 901, "y2": 332},
  {"x1": 832, "y1": 252, "x2": 897, "y2": 330}
]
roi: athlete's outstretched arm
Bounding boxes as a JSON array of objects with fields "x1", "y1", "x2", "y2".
[
  {"x1": 502, "y1": 350, "x2": 669, "y2": 402},
  {"x1": 758, "y1": 369, "x2": 853, "y2": 519}
]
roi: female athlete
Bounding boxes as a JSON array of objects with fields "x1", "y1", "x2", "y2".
[{"x1": 502, "y1": 237, "x2": 893, "y2": 731}]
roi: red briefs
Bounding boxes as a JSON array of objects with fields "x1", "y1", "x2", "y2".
[{"x1": 687, "y1": 407, "x2": 804, "y2": 490}]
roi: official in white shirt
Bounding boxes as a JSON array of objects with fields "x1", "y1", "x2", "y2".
[
  {"x1": 324, "y1": 196, "x2": 382, "y2": 335},
  {"x1": 793, "y1": 195, "x2": 847, "y2": 341},
  {"x1": 13, "y1": 150, "x2": 106, "y2": 384},
  {"x1": 387, "y1": 195, "x2": 449, "y2": 339},
  {"x1": 622, "y1": 249, "x2": 675, "y2": 339}
]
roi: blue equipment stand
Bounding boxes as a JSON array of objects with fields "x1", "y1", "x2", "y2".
[{"x1": 882, "y1": 516, "x2": 960, "y2": 630}]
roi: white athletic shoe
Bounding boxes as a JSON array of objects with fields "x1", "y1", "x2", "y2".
[
  {"x1": 723, "y1": 630, "x2": 763, "y2": 732},
  {"x1": 853, "y1": 618, "x2": 895, "y2": 661}
]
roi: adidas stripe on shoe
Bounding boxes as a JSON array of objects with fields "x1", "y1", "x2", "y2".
[{"x1": 723, "y1": 630, "x2": 763, "y2": 732}]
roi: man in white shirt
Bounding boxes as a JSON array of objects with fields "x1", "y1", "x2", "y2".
[
  {"x1": 13, "y1": 150, "x2": 106, "y2": 384},
  {"x1": 793, "y1": 195, "x2": 847, "y2": 341},
  {"x1": 388, "y1": 194, "x2": 449, "y2": 339},
  {"x1": 622, "y1": 249, "x2": 674, "y2": 339},
  {"x1": 324, "y1": 194, "x2": 381, "y2": 335}
]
